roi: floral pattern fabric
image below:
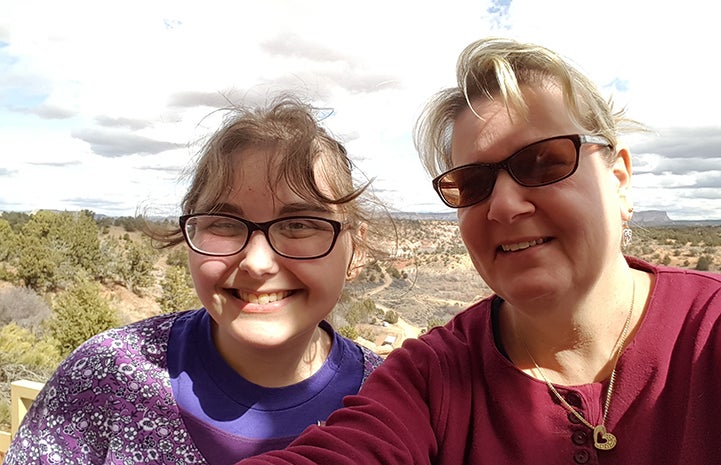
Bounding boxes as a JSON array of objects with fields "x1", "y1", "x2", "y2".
[{"x1": 4, "y1": 312, "x2": 383, "y2": 464}]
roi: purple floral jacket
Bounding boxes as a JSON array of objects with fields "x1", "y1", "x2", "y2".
[{"x1": 3, "y1": 311, "x2": 383, "y2": 464}]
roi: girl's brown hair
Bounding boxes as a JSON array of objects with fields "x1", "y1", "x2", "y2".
[{"x1": 149, "y1": 94, "x2": 380, "y2": 260}]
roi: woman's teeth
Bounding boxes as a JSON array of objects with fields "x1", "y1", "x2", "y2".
[
  {"x1": 237, "y1": 290, "x2": 291, "y2": 304},
  {"x1": 501, "y1": 238, "x2": 545, "y2": 252}
]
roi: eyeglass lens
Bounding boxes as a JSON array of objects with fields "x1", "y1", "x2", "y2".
[
  {"x1": 183, "y1": 215, "x2": 339, "y2": 258},
  {"x1": 435, "y1": 137, "x2": 579, "y2": 208}
]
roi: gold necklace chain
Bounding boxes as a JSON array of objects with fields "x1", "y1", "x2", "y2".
[{"x1": 524, "y1": 279, "x2": 636, "y2": 451}]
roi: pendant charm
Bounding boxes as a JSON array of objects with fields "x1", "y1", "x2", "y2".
[
  {"x1": 593, "y1": 425, "x2": 617, "y2": 450},
  {"x1": 622, "y1": 226, "x2": 633, "y2": 248}
]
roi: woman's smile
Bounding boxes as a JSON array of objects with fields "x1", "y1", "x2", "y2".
[{"x1": 500, "y1": 237, "x2": 548, "y2": 253}]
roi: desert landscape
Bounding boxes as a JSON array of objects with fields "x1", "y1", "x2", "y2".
[
  {"x1": 0, "y1": 211, "x2": 719, "y2": 438},
  {"x1": 61, "y1": 217, "x2": 721, "y2": 346}
]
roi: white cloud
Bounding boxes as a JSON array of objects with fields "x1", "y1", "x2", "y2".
[{"x1": 1, "y1": 0, "x2": 720, "y2": 220}]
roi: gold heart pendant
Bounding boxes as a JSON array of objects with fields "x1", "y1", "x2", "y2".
[{"x1": 593, "y1": 425, "x2": 617, "y2": 450}]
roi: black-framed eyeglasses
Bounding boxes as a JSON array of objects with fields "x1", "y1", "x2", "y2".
[
  {"x1": 432, "y1": 134, "x2": 612, "y2": 208},
  {"x1": 179, "y1": 213, "x2": 348, "y2": 259}
]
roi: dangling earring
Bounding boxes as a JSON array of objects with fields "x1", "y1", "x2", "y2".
[
  {"x1": 622, "y1": 207, "x2": 633, "y2": 248},
  {"x1": 622, "y1": 223, "x2": 632, "y2": 248}
]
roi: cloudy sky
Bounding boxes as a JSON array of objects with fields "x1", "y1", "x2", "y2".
[{"x1": 1, "y1": 0, "x2": 720, "y2": 220}]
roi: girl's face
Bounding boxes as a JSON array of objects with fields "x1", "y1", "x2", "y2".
[
  {"x1": 188, "y1": 147, "x2": 356, "y2": 362},
  {"x1": 451, "y1": 84, "x2": 631, "y2": 308}
]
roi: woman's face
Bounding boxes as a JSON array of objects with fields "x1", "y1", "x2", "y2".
[
  {"x1": 451, "y1": 84, "x2": 631, "y2": 307},
  {"x1": 188, "y1": 147, "x2": 355, "y2": 360}
]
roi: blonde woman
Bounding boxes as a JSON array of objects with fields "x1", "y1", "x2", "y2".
[{"x1": 234, "y1": 38, "x2": 721, "y2": 464}]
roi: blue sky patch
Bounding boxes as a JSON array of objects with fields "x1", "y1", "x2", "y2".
[
  {"x1": 487, "y1": 0, "x2": 512, "y2": 29},
  {"x1": 605, "y1": 77, "x2": 630, "y2": 93}
]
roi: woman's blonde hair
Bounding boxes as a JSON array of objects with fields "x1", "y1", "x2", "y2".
[{"x1": 414, "y1": 37, "x2": 641, "y2": 177}]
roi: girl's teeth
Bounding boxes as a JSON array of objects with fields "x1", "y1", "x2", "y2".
[{"x1": 238, "y1": 291, "x2": 290, "y2": 303}]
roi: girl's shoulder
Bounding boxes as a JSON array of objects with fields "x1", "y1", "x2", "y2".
[
  {"x1": 321, "y1": 320, "x2": 384, "y2": 383},
  {"x1": 57, "y1": 310, "x2": 195, "y2": 382},
  {"x1": 6, "y1": 311, "x2": 204, "y2": 464},
  {"x1": 356, "y1": 343, "x2": 384, "y2": 383}
]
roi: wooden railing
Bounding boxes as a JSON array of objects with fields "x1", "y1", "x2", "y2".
[{"x1": 0, "y1": 380, "x2": 44, "y2": 454}]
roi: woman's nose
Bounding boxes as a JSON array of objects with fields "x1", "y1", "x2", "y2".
[{"x1": 485, "y1": 171, "x2": 535, "y2": 224}]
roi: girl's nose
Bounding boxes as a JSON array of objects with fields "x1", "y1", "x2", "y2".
[{"x1": 237, "y1": 231, "x2": 280, "y2": 277}]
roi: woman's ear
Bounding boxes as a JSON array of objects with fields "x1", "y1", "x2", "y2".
[
  {"x1": 613, "y1": 147, "x2": 634, "y2": 221},
  {"x1": 346, "y1": 223, "x2": 367, "y2": 282}
]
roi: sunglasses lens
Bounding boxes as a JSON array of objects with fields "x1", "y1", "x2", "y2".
[
  {"x1": 435, "y1": 166, "x2": 494, "y2": 208},
  {"x1": 433, "y1": 136, "x2": 585, "y2": 208},
  {"x1": 509, "y1": 138, "x2": 578, "y2": 186}
]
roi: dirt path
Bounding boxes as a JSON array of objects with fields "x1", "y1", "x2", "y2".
[
  {"x1": 395, "y1": 316, "x2": 422, "y2": 339},
  {"x1": 361, "y1": 270, "x2": 393, "y2": 297}
]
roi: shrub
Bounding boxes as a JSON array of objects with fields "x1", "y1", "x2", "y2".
[
  {"x1": 157, "y1": 265, "x2": 200, "y2": 313},
  {"x1": 344, "y1": 299, "x2": 376, "y2": 326},
  {"x1": 0, "y1": 323, "x2": 62, "y2": 429},
  {"x1": 47, "y1": 279, "x2": 119, "y2": 357},
  {"x1": 337, "y1": 325, "x2": 359, "y2": 340},
  {"x1": 0, "y1": 219, "x2": 14, "y2": 263},
  {"x1": 386, "y1": 265, "x2": 401, "y2": 279},
  {"x1": 97, "y1": 236, "x2": 158, "y2": 295},
  {"x1": 0, "y1": 287, "x2": 51, "y2": 329},
  {"x1": 120, "y1": 239, "x2": 157, "y2": 295},
  {"x1": 15, "y1": 235, "x2": 63, "y2": 292},
  {"x1": 0, "y1": 211, "x2": 30, "y2": 231},
  {"x1": 165, "y1": 247, "x2": 190, "y2": 270},
  {"x1": 383, "y1": 310, "x2": 399, "y2": 324},
  {"x1": 426, "y1": 317, "x2": 447, "y2": 330},
  {"x1": 15, "y1": 210, "x2": 101, "y2": 292},
  {"x1": 696, "y1": 255, "x2": 712, "y2": 271},
  {"x1": 0, "y1": 323, "x2": 61, "y2": 375}
]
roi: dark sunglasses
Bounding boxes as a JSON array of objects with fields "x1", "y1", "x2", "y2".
[{"x1": 432, "y1": 134, "x2": 612, "y2": 208}]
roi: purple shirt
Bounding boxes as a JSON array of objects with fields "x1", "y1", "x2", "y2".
[{"x1": 168, "y1": 311, "x2": 372, "y2": 462}]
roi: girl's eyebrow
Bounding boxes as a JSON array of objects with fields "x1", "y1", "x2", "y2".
[
  {"x1": 278, "y1": 202, "x2": 334, "y2": 216},
  {"x1": 209, "y1": 201, "x2": 334, "y2": 217},
  {"x1": 211, "y1": 203, "x2": 243, "y2": 215}
]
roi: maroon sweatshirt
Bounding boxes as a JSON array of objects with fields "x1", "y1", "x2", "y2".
[{"x1": 237, "y1": 257, "x2": 721, "y2": 464}]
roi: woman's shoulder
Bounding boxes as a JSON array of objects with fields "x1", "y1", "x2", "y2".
[
  {"x1": 380, "y1": 297, "x2": 495, "y2": 369},
  {"x1": 629, "y1": 255, "x2": 721, "y2": 294},
  {"x1": 430, "y1": 296, "x2": 495, "y2": 342},
  {"x1": 656, "y1": 266, "x2": 721, "y2": 293},
  {"x1": 629, "y1": 257, "x2": 721, "y2": 339}
]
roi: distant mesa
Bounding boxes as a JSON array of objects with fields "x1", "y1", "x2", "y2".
[
  {"x1": 630, "y1": 210, "x2": 721, "y2": 227},
  {"x1": 397, "y1": 210, "x2": 678, "y2": 224},
  {"x1": 397, "y1": 210, "x2": 721, "y2": 227},
  {"x1": 631, "y1": 210, "x2": 674, "y2": 226}
]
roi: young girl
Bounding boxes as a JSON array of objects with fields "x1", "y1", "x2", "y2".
[{"x1": 4, "y1": 96, "x2": 384, "y2": 464}]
